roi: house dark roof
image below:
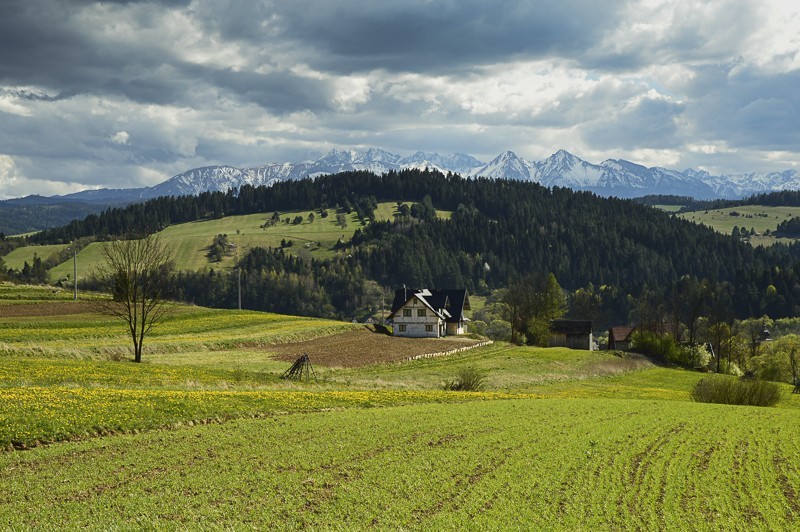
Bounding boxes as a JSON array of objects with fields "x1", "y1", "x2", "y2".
[
  {"x1": 550, "y1": 320, "x2": 592, "y2": 335},
  {"x1": 609, "y1": 326, "x2": 636, "y2": 343},
  {"x1": 389, "y1": 288, "x2": 470, "y2": 323}
]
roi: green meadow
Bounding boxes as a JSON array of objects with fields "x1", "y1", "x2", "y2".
[
  {"x1": 1, "y1": 284, "x2": 799, "y2": 528},
  {"x1": 9, "y1": 202, "x2": 452, "y2": 280},
  {"x1": 679, "y1": 205, "x2": 800, "y2": 245},
  {"x1": 1, "y1": 243, "x2": 68, "y2": 270}
]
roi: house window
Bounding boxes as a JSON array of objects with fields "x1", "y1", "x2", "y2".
[
  {"x1": 417, "y1": 309, "x2": 426, "y2": 317},
  {"x1": 425, "y1": 325, "x2": 433, "y2": 332},
  {"x1": 403, "y1": 309, "x2": 412, "y2": 317},
  {"x1": 399, "y1": 324, "x2": 407, "y2": 332}
]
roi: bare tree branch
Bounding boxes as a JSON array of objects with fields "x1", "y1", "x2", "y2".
[{"x1": 96, "y1": 234, "x2": 175, "y2": 362}]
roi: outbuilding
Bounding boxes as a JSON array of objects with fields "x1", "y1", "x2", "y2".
[
  {"x1": 608, "y1": 326, "x2": 637, "y2": 351},
  {"x1": 549, "y1": 319, "x2": 593, "y2": 350}
]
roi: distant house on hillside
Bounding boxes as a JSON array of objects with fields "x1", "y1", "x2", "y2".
[
  {"x1": 388, "y1": 288, "x2": 470, "y2": 338},
  {"x1": 608, "y1": 326, "x2": 637, "y2": 351},
  {"x1": 549, "y1": 320, "x2": 593, "y2": 350}
]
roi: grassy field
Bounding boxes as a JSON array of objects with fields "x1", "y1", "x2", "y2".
[
  {"x1": 2, "y1": 397, "x2": 799, "y2": 529},
  {"x1": 653, "y1": 204, "x2": 684, "y2": 212},
  {"x1": 1, "y1": 284, "x2": 799, "y2": 528},
  {"x1": 0, "y1": 284, "x2": 358, "y2": 359},
  {"x1": 1, "y1": 243, "x2": 68, "y2": 270},
  {"x1": 8, "y1": 202, "x2": 452, "y2": 280},
  {"x1": 679, "y1": 205, "x2": 800, "y2": 245}
]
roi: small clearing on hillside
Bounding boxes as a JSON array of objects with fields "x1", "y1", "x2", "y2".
[{"x1": 269, "y1": 327, "x2": 482, "y2": 367}]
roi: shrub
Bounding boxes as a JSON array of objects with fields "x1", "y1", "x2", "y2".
[
  {"x1": 469, "y1": 319, "x2": 487, "y2": 336},
  {"x1": 630, "y1": 331, "x2": 712, "y2": 368},
  {"x1": 631, "y1": 330, "x2": 684, "y2": 364},
  {"x1": 485, "y1": 319, "x2": 512, "y2": 342},
  {"x1": 443, "y1": 366, "x2": 487, "y2": 392},
  {"x1": 717, "y1": 359, "x2": 743, "y2": 376},
  {"x1": 691, "y1": 375, "x2": 782, "y2": 407}
]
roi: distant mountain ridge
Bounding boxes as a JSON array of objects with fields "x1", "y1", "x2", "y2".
[{"x1": 14, "y1": 148, "x2": 800, "y2": 206}]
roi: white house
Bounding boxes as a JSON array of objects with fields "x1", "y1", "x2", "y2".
[{"x1": 387, "y1": 288, "x2": 470, "y2": 338}]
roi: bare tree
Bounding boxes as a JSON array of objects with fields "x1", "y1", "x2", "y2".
[{"x1": 97, "y1": 234, "x2": 175, "y2": 363}]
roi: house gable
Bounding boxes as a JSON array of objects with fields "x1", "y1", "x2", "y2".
[
  {"x1": 609, "y1": 326, "x2": 636, "y2": 351},
  {"x1": 388, "y1": 287, "x2": 470, "y2": 337}
]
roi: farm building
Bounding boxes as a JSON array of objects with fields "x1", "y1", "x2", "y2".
[
  {"x1": 608, "y1": 326, "x2": 637, "y2": 351},
  {"x1": 388, "y1": 288, "x2": 471, "y2": 338},
  {"x1": 549, "y1": 320, "x2": 593, "y2": 350}
]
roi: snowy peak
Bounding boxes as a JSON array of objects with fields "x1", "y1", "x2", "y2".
[
  {"x1": 45, "y1": 146, "x2": 800, "y2": 203},
  {"x1": 469, "y1": 151, "x2": 532, "y2": 180},
  {"x1": 697, "y1": 169, "x2": 800, "y2": 199},
  {"x1": 318, "y1": 147, "x2": 401, "y2": 166},
  {"x1": 534, "y1": 150, "x2": 604, "y2": 187},
  {"x1": 399, "y1": 151, "x2": 484, "y2": 174}
]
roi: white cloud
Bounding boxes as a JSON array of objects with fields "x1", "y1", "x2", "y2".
[
  {"x1": 110, "y1": 131, "x2": 129, "y2": 145},
  {"x1": 0, "y1": 155, "x2": 21, "y2": 195},
  {"x1": 0, "y1": 95, "x2": 31, "y2": 117}
]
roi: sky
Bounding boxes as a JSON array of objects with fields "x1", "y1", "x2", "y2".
[{"x1": 1, "y1": 0, "x2": 799, "y2": 199}]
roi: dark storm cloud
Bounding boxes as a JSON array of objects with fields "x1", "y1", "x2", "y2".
[
  {"x1": 687, "y1": 64, "x2": 800, "y2": 150},
  {"x1": 202, "y1": 0, "x2": 626, "y2": 73},
  {"x1": 0, "y1": 1, "x2": 187, "y2": 101},
  {"x1": 206, "y1": 69, "x2": 335, "y2": 114},
  {"x1": 583, "y1": 96, "x2": 686, "y2": 150},
  {"x1": 0, "y1": 0, "x2": 336, "y2": 113}
]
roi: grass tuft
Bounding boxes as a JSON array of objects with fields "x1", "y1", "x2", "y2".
[{"x1": 443, "y1": 365, "x2": 487, "y2": 391}]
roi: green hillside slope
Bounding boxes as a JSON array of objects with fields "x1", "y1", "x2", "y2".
[{"x1": 21, "y1": 202, "x2": 451, "y2": 279}]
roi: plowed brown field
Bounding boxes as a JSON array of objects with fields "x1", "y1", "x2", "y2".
[{"x1": 270, "y1": 327, "x2": 482, "y2": 367}]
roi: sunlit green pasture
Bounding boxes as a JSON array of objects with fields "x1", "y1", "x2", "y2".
[
  {"x1": 322, "y1": 342, "x2": 655, "y2": 391},
  {"x1": 3, "y1": 341, "x2": 798, "y2": 450},
  {"x1": 680, "y1": 205, "x2": 800, "y2": 245},
  {"x1": 0, "y1": 282, "x2": 91, "y2": 303},
  {"x1": 2, "y1": 397, "x2": 800, "y2": 529},
  {"x1": 27, "y1": 202, "x2": 453, "y2": 278},
  {"x1": 653, "y1": 204, "x2": 684, "y2": 212},
  {"x1": 1, "y1": 244, "x2": 68, "y2": 271},
  {"x1": 47, "y1": 241, "x2": 106, "y2": 281},
  {"x1": 0, "y1": 306, "x2": 357, "y2": 358},
  {"x1": 2, "y1": 285, "x2": 800, "y2": 528},
  {"x1": 0, "y1": 379, "x2": 521, "y2": 449}
]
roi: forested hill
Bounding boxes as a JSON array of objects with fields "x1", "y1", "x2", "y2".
[{"x1": 26, "y1": 169, "x2": 800, "y2": 318}]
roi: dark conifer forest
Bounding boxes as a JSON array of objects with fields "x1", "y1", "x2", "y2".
[{"x1": 22, "y1": 169, "x2": 800, "y2": 322}]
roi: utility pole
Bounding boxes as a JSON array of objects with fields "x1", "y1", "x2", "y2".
[
  {"x1": 73, "y1": 249, "x2": 77, "y2": 301},
  {"x1": 236, "y1": 243, "x2": 242, "y2": 310}
]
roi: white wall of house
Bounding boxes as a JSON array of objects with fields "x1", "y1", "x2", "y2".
[
  {"x1": 391, "y1": 297, "x2": 444, "y2": 338},
  {"x1": 446, "y1": 322, "x2": 466, "y2": 336}
]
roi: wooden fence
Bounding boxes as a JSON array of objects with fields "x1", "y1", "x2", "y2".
[{"x1": 404, "y1": 340, "x2": 493, "y2": 362}]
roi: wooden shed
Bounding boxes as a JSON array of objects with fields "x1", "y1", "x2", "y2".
[{"x1": 549, "y1": 320, "x2": 593, "y2": 350}]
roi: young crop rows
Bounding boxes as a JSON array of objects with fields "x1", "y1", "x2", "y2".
[{"x1": 1, "y1": 398, "x2": 798, "y2": 528}]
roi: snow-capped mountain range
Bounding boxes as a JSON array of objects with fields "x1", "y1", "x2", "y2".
[{"x1": 47, "y1": 148, "x2": 800, "y2": 203}]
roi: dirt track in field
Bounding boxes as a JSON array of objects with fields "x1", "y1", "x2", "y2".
[
  {"x1": 270, "y1": 327, "x2": 483, "y2": 367},
  {"x1": 0, "y1": 301, "x2": 99, "y2": 317}
]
